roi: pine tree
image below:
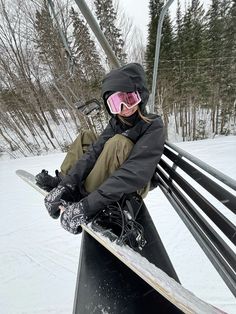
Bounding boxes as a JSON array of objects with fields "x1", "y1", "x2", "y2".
[
  {"x1": 34, "y1": 0, "x2": 68, "y2": 78},
  {"x1": 205, "y1": 0, "x2": 234, "y2": 133},
  {"x1": 94, "y1": 0, "x2": 127, "y2": 65},
  {"x1": 175, "y1": 0, "x2": 183, "y2": 56},
  {"x1": 173, "y1": 0, "x2": 184, "y2": 103},
  {"x1": 170, "y1": 0, "x2": 208, "y2": 140},
  {"x1": 70, "y1": 7, "x2": 104, "y2": 87},
  {"x1": 207, "y1": 0, "x2": 222, "y2": 58},
  {"x1": 218, "y1": 0, "x2": 236, "y2": 133},
  {"x1": 223, "y1": 0, "x2": 236, "y2": 101},
  {"x1": 181, "y1": 1, "x2": 206, "y2": 60},
  {"x1": 226, "y1": 0, "x2": 236, "y2": 51},
  {"x1": 177, "y1": 0, "x2": 207, "y2": 103}
]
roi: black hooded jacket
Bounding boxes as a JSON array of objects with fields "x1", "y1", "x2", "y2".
[{"x1": 61, "y1": 63, "x2": 165, "y2": 216}]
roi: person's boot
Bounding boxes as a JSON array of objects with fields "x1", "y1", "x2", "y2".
[{"x1": 35, "y1": 169, "x2": 62, "y2": 192}]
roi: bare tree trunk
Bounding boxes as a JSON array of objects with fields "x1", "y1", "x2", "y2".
[
  {"x1": 192, "y1": 105, "x2": 196, "y2": 140},
  {"x1": 212, "y1": 108, "x2": 215, "y2": 134},
  {"x1": 0, "y1": 125, "x2": 28, "y2": 156},
  {"x1": 185, "y1": 106, "x2": 188, "y2": 141},
  {"x1": 216, "y1": 102, "x2": 221, "y2": 135},
  {"x1": 188, "y1": 106, "x2": 191, "y2": 139},
  {"x1": 174, "y1": 103, "x2": 179, "y2": 134}
]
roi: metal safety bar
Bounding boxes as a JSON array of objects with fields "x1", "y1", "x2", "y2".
[
  {"x1": 150, "y1": 0, "x2": 175, "y2": 113},
  {"x1": 166, "y1": 141, "x2": 236, "y2": 191},
  {"x1": 157, "y1": 142, "x2": 236, "y2": 297}
]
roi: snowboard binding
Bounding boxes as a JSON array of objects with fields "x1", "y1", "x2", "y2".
[{"x1": 91, "y1": 194, "x2": 147, "y2": 251}]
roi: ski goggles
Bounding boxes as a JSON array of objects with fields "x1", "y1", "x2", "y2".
[{"x1": 107, "y1": 91, "x2": 141, "y2": 114}]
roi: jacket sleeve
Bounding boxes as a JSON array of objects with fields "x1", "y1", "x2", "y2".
[
  {"x1": 86, "y1": 117, "x2": 165, "y2": 214},
  {"x1": 61, "y1": 121, "x2": 115, "y2": 188}
]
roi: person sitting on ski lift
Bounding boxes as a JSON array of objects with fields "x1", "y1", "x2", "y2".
[{"x1": 36, "y1": 63, "x2": 165, "y2": 238}]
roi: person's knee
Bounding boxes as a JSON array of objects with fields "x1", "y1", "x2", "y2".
[
  {"x1": 105, "y1": 134, "x2": 133, "y2": 151},
  {"x1": 80, "y1": 129, "x2": 97, "y2": 144},
  {"x1": 99, "y1": 134, "x2": 133, "y2": 167}
]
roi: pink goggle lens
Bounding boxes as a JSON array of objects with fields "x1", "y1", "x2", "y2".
[{"x1": 107, "y1": 91, "x2": 141, "y2": 114}]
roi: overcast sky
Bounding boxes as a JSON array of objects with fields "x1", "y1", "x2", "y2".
[{"x1": 118, "y1": 0, "x2": 211, "y2": 43}]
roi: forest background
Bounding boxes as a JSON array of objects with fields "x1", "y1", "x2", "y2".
[{"x1": 0, "y1": 0, "x2": 235, "y2": 159}]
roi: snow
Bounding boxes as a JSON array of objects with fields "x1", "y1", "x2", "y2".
[{"x1": 0, "y1": 136, "x2": 236, "y2": 314}]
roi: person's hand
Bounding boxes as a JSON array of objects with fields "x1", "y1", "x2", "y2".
[
  {"x1": 44, "y1": 185, "x2": 74, "y2": 219},
  {"x1": 60, "y1": 199, "x2": 88, "y2": 234},
  {"x1": 35, "y1": 169, "x2": 62, "y2": 192},
  {"x1": 59, "y1": 205, "x2": 65, "y2": 214}
]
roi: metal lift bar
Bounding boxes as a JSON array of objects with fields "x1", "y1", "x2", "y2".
[
  {"x1": 166, "y1": 141, "x2": 236, "y2": 191},
  {"x1": 157, "y1": 171, "x2": 236, "y2": 297},
  {"x1": 164, "y1": 147, "x2": 236, "y2": 212},
  {"x1": 150, "y1": 0, "x2": 175, "y2": 113},
  {"x1": 74, "y1": 0, "x2": 120, "y2": 68},
  {"x1": 159, "y1": 158, "x2": 236, "y2": 248},
  {"x1": 159, "y1": 158, "x2": 236, "y2": 244}
]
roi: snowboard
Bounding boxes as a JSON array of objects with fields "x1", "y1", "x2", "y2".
[{"x1": 16, "y1": 169, "x2": 225, "y2": 314}]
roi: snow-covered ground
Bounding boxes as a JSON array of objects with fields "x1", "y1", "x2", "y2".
[{"x1": 0, "y1": 136, "x2": 235, "y2": 314}]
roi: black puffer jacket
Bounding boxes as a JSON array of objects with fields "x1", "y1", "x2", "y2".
[{"x1": 61, "y1": 63, "x2": 165, "y2": 216}]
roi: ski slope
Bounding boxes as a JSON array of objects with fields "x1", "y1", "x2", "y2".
[{"x1": 0, "y1": 136, "x2": 235, "y2": 314}]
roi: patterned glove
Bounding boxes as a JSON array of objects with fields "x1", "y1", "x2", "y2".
[
  {"x1": 44, "y1": 185, "x2": 75, "y2": 219},
  {"x1": 60, "y1": 199, "x2": 88, "y2": 234}
]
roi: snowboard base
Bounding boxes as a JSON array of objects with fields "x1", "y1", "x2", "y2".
[{"x1": 74, "y1": 231, "x2": 180, "y2": 313}]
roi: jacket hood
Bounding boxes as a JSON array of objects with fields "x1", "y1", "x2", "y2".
[{"x1": 101, "y1": 63, "x2": 149, "y2": 115}]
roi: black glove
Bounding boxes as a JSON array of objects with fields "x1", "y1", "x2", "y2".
[
  {"x1": 60, "y1": 199, "x2": 88, "y2": 234},
  {"x1": 36, "y1": 169, "x2": 62, "y2": 192},
  {"x1": 44, "y1": 184, "x2": 76, "y2": 219}
]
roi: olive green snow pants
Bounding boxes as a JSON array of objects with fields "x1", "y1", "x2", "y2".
[{"x1": 60, "y1": 130, "x2": 149, "y2": 197}]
